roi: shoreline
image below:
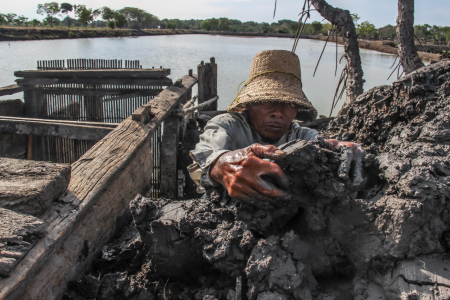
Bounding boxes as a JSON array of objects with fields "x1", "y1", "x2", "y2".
[{"x1": 0, "y1": 26, "x2": 441, "y2": 62}]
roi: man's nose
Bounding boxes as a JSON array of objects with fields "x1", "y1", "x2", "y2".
[{"x1": 270, "y1": 109, "x2": 284, "y2": 118}]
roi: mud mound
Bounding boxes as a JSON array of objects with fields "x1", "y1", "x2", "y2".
[{"x1": 64, "y1": 61, "x2": 450, "y2": 299}]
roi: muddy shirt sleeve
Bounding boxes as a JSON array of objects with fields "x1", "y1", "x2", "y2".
[
  {"x1": 188, "y1": 115, "x2": 239, "y2": 192},
  {"x1": 292, "y1": 125, "x2": 319, "y2": 141}
]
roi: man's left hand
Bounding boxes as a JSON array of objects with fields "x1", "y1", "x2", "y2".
[{"x1": 325, "y1": 139, "x2": 366, "y2": 186}]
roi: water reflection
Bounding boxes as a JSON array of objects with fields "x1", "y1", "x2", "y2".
[{"x1": 0, "y1": 35, "x2": 397, "y2": 116}]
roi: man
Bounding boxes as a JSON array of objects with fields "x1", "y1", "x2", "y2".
[{"x1": 188, "y1": 50, "x2": 364, "y2": 202}]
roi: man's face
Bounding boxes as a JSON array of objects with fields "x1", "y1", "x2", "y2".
[{"x1": 247, "y1": 102, "x2": 298, "y2": 142}]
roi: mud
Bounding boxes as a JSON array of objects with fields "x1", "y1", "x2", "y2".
[{"x1": 64, "y1": 60, "x2": 450, "y2": 299}]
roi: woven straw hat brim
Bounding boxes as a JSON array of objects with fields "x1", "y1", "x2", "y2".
[
  {"x1": 228, "y1": 49, "x2": 317, "y2": 121},
  {"x1": 228, "y1": 72, "x2": 318, "y2": 121}
]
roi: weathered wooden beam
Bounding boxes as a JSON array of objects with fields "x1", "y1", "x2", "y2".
[
  {"x1": 0, "y1": 116, "x2": 118, "y2": 127},
  {"x1": 0, "y1": 84, "x2": 27, "y2": 96},
  {"x1": 16, "y1": 77, "x2": 173, "y2": 87},
  {"x1": 160, "y1": 105, "x2": 181, "y2": 199},
  {"x1": 132, "y1": 106, "x2": 152, "y2": 123},
  {"x1": 198, "y1": 57, "x2": 218, "y2": 111},
  {"x1": 0, "y1": 117, "x2": 118, "y2": 141},
  {"x1": 14, "y1": 68, "x2": 171, "y2": 79},
  {"x1": 0, "y1": 74, "x2": 198, "y2": 300},
  {"x1": 40, "y1": 88, "x2": 162, "y2": 97}
]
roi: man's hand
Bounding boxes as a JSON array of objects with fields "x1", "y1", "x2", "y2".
[
  {"x1": 210, "y1": 143, "x2": 291, "y2": 203},
  {"x1": 325, "y1": 139, "x2": 366, "y2": 186}
]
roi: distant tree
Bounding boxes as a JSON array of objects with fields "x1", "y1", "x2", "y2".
[
  {"x1": 118, "y1": 7, "x2": 158, "y2": 29},
  {"x1": 43, "y1": 16, "x2": 61, "y2": 27},
  {"x1": 60, "y1": 3, "x2": 73, "y2": 27},
  {"x1": 321, "y1": 23, "x2": 333, "y2": 35},
  {"x1": 218, "y1": 18, "x2": 230, "y2": 31},
  {"x1": 379, "y1": 24, "x2": 397, "y2": 40},
  {"x1": 209, "y1": 18, "x2": 219, "y2": 31},
  {"x1": 37, "y1": 2, "x2": 60, "y2": 28},
  {"x1": 290, "y1": 21, "x2": 300, "y2": 34},
  {"x1": 107, "y1": 20, "x2": 115, "y2": 29},
  {"x1": 0, "y1": 14, "x2": 5, "y2": 25},
  {"x1": 414, "y1": 24, "x2": 431, "y2": 43},
  {"x1": 61, "y1": 16, "x2": 76, "y2": 28},
  {"x1": 166, "y1": 21, "x2": 176, "y2": 30},
  {"x1": 102, "y1": 7, "x2": 115, "y2": 21},
  {"x1": 311, "y1": 21, "x2": 323, "y2": 34},
  {"x1": 92, "y1": 8, "x2": 101, "y2": 27},
  {"x1": 114, "y1": 12, "x2": 127, "y2": 29},
  {"x1": 60, "y1": 3, "x2": 73, "y2": 15},
  {"x1": 30, "y1": 19, "x2": 42, "y2": 27},
  {"x1": 5, "y1": 13, "x2": 17, "y2": 25},
  {"x1": 356, "y1": 21, "x2": 378, "y2": 39},
  {"x1": 200, "y1": 19, "x2": 211, "y2": 31},
  {"x1": 74, "y1": 5, "x2": 93, "y2": 29},
  {"x1": 15, "y1": 15, "x2": 29, "y2": 27},
  {"x1": 143, "y1": 13, "x2": 159, "y2": 28}
]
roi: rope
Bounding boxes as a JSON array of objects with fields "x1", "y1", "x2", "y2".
[{"x1": 172, "y1": 95, "x2": 219, "y2": 116}]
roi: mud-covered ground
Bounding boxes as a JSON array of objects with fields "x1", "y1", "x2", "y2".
[{"x1": 64, "y1": 60, "x2": 450, "y2": 299}]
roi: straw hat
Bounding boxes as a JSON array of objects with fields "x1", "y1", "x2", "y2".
[{"x1": 228, "y1": 50, "x2": 317, "y2": 121}]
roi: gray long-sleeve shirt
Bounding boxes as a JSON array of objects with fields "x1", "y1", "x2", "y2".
[{"x1": 188, "y1": 111, "x2": 318, "y2": 192}]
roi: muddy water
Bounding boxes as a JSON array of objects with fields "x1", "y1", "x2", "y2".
[{"x1": 0, "y1": 35, "x2": 397, "y2": 116}]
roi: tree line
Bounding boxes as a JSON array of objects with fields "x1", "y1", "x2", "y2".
[{"x1": 0, "y1": 2, "x2": 449, "y2": 44}]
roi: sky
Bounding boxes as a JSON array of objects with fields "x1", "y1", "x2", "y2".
[{"x1": 1, "y1": 0, "x2": 449, "y2": 28}]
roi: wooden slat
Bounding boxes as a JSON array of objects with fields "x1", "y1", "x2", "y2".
[
  {"x1": 0, "y1": 117, "x2": 117, "y2": 141},
  {"x1": 0, "y1": 84, "x2": 27, "y2": 96},
  {"x1": 15, "y1": 69, "x2": 171, "y2": 79},
  {"x1": 0, "y1": 116, "x2": 118, "y2": 127},
  {"x1": 16, "y1": 77, "x2": 173, "y2": 87},
  {"x1": 0, "y1": 74, "x2": 198, "y2": 300},
  {"x1": 40, "y1": 88, "x2": 162, "y2": 97}
]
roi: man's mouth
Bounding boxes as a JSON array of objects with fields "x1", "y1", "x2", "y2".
[{"x1": 265, "y1": 123, "x2": 285, "y2": 131}]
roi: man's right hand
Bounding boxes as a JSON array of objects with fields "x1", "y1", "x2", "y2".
[{"x1": 210, "y1": 143, "x2": 291, "y2": 203}]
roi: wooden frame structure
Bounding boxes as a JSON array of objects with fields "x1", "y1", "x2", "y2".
[
  {"x1": 15, "y1": 66, "x2": 171, "y2": 163},
  {"x1": 0, "y1": 74, "x2": 199, "y2": 299}
]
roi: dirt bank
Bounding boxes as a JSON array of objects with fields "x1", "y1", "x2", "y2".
[
  {"x1": 0, "y1": 27, "x2": 191, "y2": 41},
  {"x1": 62, "y1": 60, "x2": 450, "y2": 299},
  {"x1": 315, "y1": 35, "x2": 440, "y2": 63}
]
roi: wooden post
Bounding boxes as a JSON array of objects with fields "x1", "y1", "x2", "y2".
[
  {"x1": 23, "y1": 87, "x2": 42, "y2": 160},
  {"x1": 84, "y1": 84, "x2": 103, "y2": 122},
  {"x1": 160, "y1": 104, "x2": 181, "y2": 199},
  {"x1": 197, "y1": 57, "x2": 218, "y2": 111}
]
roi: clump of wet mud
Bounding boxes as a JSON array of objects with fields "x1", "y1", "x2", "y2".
[{"x1": 64, "y1": 61, "x2": 450, "y2": 299}]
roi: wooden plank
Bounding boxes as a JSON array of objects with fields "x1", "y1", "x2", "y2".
[
  {"x1": 0, "y1": 116, "x2": 118, "y2": 127},
  {"x1": 0, "y1": 117, "x2": 116, "y2": 141},
  {"x1": 0, "y1": 74, "x2": 198, "y2": 300},
  {"x1": 0, "y1": 158, "x2": 70, "y2": 216},
  {"x1": 14, "y1": 69, "x2": 171, "y2": 79},
  {"x1": 23, "y1": 87, "x2": 42, "y2": 160},
  {"x1": 0, "y1": 208, "x2": 45, "y2": 277},
  {"x1": 0, "y1": 84, "x2": 26, "y2": 96},
  {"x1": 40, "y1": 88, "x2": 162, "y2": 97},
  {"x1": 16, "y1": 77, "x2": 173, "y2": 87},
  {"x1": 160, "y1": 105, "x2": 181, "y2": 199},
  {"x1": 197, "y1": 57, "x2": 218, "y2": 111},
  {"x1": 132, "y1": 105, "x2": 152, "y2": 123}
]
